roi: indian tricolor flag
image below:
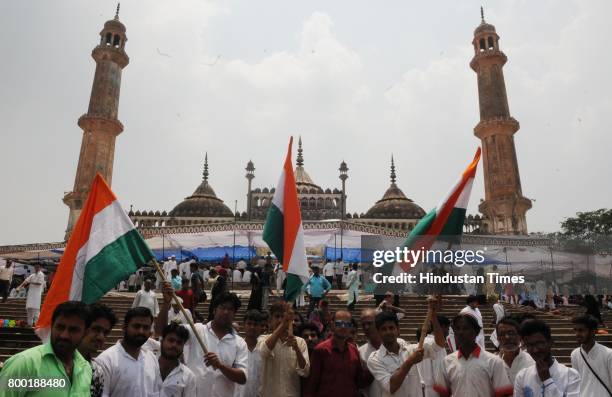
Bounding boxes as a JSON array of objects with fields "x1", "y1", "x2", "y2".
[
  {"x1": 36, "y1": 174, "x2": 154, "y2": 341},
  {"x1": 263, "y1": 137, "x2": 309, "y2": 302},
  {"x1": 400, "y1": 147, "x2": 481, "y2": 270}
]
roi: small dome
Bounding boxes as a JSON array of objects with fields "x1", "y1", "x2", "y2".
[
  {"x1": 169, "y1": 154, "x2": 233, "y2": 218},
  {"x1": 474, "y1": 22, "x2": 496, "y2": 35},
  {"x1": 363, "y1": 184, "x2": 426, "y2": 220}
]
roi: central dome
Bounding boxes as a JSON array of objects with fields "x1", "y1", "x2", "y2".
[
  {"x1": 363, "y1": 156, "x2": 426, "y2": 220},
  {"x1": 169, "y1": 154, "x2": 233, "y2": 218}
]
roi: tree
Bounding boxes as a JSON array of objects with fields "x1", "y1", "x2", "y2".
[{"x1": 560, "y1": 209, "x2": 612, "y2": 254}]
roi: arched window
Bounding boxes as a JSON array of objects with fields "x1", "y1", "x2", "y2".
[
  {"x1": 113, "y1": 35, "x2": 121, "y2": 48},
  {"x1": 479, "y1": 38, "x2": 486, "y2": 52},
  {"x1": 487, "y1": 36, "x2": 494, "y2": 50},
  {"x1": 105, "y1": 33, "x2": 112, "y2": 45}
]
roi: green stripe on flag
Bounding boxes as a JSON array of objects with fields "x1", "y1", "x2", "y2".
[
  {"x1": 81, "y1": 229, "x2": 154, "y2": 303},
  {"x1": 403, "y1": 208, "x2": 436, "y2": 249},
  {"x1": 439, "y1": 207, "x2": 467, "y2": 243},
  {"x1": 263, "y1": 204, "x2": 284, "y2": 263},
  {"x1": 284, "y1": 273, "x2": 304, "y2": 302}
]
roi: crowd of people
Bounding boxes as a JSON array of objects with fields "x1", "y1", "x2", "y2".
[
  {"x1": 1, "y1": 284, "x2": 612, "y2": 396},
  {"x1": 2, "y1": 254, "x2": 612, "y2": 396}
]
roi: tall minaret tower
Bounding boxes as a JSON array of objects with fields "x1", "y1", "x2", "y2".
[
  {"x1": 63, "y1": 5, "x2": 129, "y2": 238},
  {"x1": 470, "y1": 8, "x2": 531, "y2": 235}
]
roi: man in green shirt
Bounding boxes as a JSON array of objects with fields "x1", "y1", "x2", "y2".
[{"x1": 0, "y1": 301, "x2": 93, "y2": 396}]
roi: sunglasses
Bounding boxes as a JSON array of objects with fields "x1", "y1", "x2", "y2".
[{"x1": 334, "y1": 320, "x2": 354, "y2": 329}]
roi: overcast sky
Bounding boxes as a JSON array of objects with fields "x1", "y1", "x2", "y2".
[{"x1": 1, "y1": 0, "x2": 611, "y2": 245}]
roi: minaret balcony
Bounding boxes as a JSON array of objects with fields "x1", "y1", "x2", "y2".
[
  {"x1": 78, "y1": 114, "x2": 124, "y2": 135},
  {"x1": 474, "y1": 117, "x2": 519, "y2": 138},
  {"x1": 92, "y1": 46, "x2": 129, "y2": 68},
  {"x1": 470, "y1": 49, "x2": 507, "y2": 70}
]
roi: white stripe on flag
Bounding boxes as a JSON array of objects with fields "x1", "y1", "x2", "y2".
[
  {"x1": 455, "y1": 177, "x2": 474, "y2": 209},
  {"x1": 287, "y1": 224, "x2": 309, "y2": 281},
  {"x1": 69, "y1": 201, "x2": 134, "y2": 300},
  {"x1": 271, "y1": 169, "x2": 286, "y2": 212}
]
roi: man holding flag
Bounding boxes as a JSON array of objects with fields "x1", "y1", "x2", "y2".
[{"x1": 259, "y1": 136, "x2": 311, "y2": 397}]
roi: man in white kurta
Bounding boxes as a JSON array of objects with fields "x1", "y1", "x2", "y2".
[
  {"x1": 346, "y1": 264, "x2": 360, "y2": 310},
  {"x1": 571, "y1": 314, "x2": 612, "y2": 396},
  {"x1": 132, "y1": 279, "x2": 160, "y2": 318},
  {"x1": 459, "y1": 296, "x2": 485, "y2": 349},
  {"x1": 163, "y1": 256, "x2": 178, "y2": 280},
  {"x1": 21, "y1": 264, "x2": 45, "y2": 326}
]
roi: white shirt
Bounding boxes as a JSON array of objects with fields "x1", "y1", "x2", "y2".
[
  {"x1": 25, "y1": 271, "x2": 45, "y2": 309},
  {"x1": 433, "y1": 346, "x2": 513, "y2": 397},
  {"x1": 571, "y1": 343, "x2": 612, "y2": 397},
  {"x1": 233, "y1": 345, "x2": 263, "y2": 397},
  {"x1": 163, "y1": 260, "x2": 177, "y2": 279},
  {"x1": 168, "y1": 308, "x2": 193, "y2": 325},
  {"x1": 359, "y1": 342, "x2": 383, "y2": 397},
  {"x1": 493, "y1": 303, "x2": 505, "y2": 324},
  {"x1": 179, "y1": 261, "x2": 192, "y2": 278},
  {"x1": 0, "y1": 266, "x2": 14, "y2": 281},
  {"x1": 322, "y1": 262, "x2": 335, "y2": 277},
  {"x1": 514, "y1": 359, "x2": 581, "y2": 397},
  {"x1": 182, "y1": 322, "x2": 248, "y2": 397},
  {"x1": 415, "y1": 334, "x2": 448, "y2": 397},
  {"x1": 142, "y1": 338, "x2": 161, "y2": 358},
  {"x1": 241, "y1": 270, "x2": 252, "y2": 283},
  {"x1": 161, "y1": 362, "x2": 197, "y2": 397},
  {"x1": 334, "y1": 261, "x2": 344, "y2": 275},
  {"x1": 498, "y1": 349, "x2": 535, "y2": 384},
  {"x1": 133, "y1": 290, "x2": 160, "y2": 317},
  {"x1": 96, "y1": 340, "x2": 162, "y2": 397},
  {"x1": 367, "y1": 337, "x2": 443, "y2": 397},
  {"x1": 459, "y1": 305, "x2": 485, "y2": 349},
  {"x1": 232, "y1": 269, "x2": 242, "y2": 282}
]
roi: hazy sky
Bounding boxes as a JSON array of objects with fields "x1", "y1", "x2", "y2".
[{"x1": 1, "y1": 0, "x2": 611, "y2": 245}]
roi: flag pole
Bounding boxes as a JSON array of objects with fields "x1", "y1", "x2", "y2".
[{"x1": 151, "y1": 258, "x2": 209, "y2": 354}]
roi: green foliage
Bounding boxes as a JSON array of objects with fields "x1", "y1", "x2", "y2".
[{"x1": 559, "y1": 209, "x2": 612, "y2": 254}]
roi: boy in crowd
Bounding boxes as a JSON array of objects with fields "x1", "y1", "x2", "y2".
[
  {"x1": 571, "y1": 314, "x2": 612, "y2": 396},
  {"x1": 434, "y1": 314, "x2": 513, "y2": 397},
  {"x1": 514, "y1": 319, "x2": 581, "y2": 397}
]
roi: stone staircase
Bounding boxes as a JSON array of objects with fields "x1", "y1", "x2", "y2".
[{"x1": 1, "y1": 291, "x2": 611, "y2": 366}]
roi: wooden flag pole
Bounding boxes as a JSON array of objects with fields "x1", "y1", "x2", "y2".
[
  {"x1": 151, "y1": 259, "x2": 209, "y2": 354},
  {"x1": 418, "y1": 299, "x2": 433, "y2": 348}
]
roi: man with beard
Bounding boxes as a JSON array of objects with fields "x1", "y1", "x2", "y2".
[
  {"x1": 305, "y1": 310, "x2": 372, "y2": 397},
  {"x1": 158, "y1": 322, "x2": 196, "y2": 396},
  {"x1": 368, "y1": 300, "x2": 445, "y2": 397},
  {"x1": 132, "y1": 279, "x2": 159, "y2": 319},
  {"x1": 298, "y1": 322, "x2": 321, "y2": 356},
  {"x1": 433, "y1": 314, "x2": 513, "y2": 397},
  {"x1": 77, "y1": 303, "x2": 117, "y2": 397},
  {"x1": 515, "y1": 319, "x2": 580, "y2": 397},
  {"x1": 157, "y1": 283, "x2": 248, "y2": 397},
  {"x1": 571, "y1": 315, "x2": 612, "y2": 396},
  {"x1": 95, "y1": 307, "x2": 162, "y2": 396},
  {"x1": 358, "y1": 308, "x2": 382, "y2": 397},
  {"x1": 235, "y1": 310, "x2": 268, "y2": 397},
  {"x1": 495, "y1": 316, "x2": 534, "y2": 384},
  {"x1": 0, "y1": 301, "x2": 93, "y2": 396}
]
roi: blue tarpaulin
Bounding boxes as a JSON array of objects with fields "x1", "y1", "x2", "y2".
[{"x1": 153, "y1": 246, "x2": 256, "y2": 262}]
